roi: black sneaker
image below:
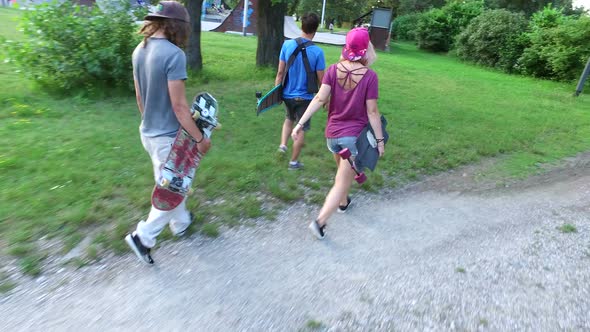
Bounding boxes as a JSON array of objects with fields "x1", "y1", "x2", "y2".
[
  {"x1": 308, "y1": 220, "x2": 326, "y2": 239},
  {"x1": 125, "y1": 232, "x2": 154, "y2": 265},
  {"x1": 337, "y1": 196, "x2": 352, "y2": 213},
  {"x1": 175, "y1": 212, "x2": 194, "y2": 237}
]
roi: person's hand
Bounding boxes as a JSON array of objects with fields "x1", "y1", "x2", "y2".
[
  {"x1": 377, "y1": 142, "x2": 385, "y2": 157},
  {"x1": 291, "y1": 123, "x2": 303, "y2": 141},
  {"x1": 197, "y1": 138, "x2": 211, "y2": 155}
]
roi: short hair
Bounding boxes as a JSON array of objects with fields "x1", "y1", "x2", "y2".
[{"x1": 301, "y1": 13, "x2": 320, "y2": 34}]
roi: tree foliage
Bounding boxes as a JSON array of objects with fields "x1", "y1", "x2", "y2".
[
  {"x1": 484, "y1": 0, "x2": 573, "y2": 16},
  {"x1": 519, "y1": 8, "x2": 590, "y2": 80},
  {"x1": 2, "y1": 0, "x2": 139, "y2": 94},
  {"x1": 392, "y1": 13, "x2": 421, "y2": 40},
  {"x1": 414, "y1": 0, "x2": 483, "y2": 52},
  {"x1": 296, "y1": 0, "x2": 366, "y2": 28},
  {"x1": 397, "y1": 0, "x2": 445, "y2": 15}
]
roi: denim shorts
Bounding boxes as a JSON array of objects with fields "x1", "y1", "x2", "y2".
[{"x1": 326, "y1": 136, "x2": 358, "y2": 157}]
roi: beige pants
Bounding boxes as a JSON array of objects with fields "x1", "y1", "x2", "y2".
[{"x1": 135, "y1": 134, "x2": 191, "y2": 248}]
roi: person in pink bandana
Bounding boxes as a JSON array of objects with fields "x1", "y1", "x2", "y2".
[{"x1": 292, "y1": 27, "x2": 385, "y2": 240}]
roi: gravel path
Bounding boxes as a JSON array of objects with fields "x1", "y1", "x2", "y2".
[{"x1": 1, "y1": 163, "x2": 589, "y2": 331}]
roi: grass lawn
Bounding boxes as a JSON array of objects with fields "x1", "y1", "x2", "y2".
[{"x1": 1, "y1": 7, "x2": 589, "y2": 275}]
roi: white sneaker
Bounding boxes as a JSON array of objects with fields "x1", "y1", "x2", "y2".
[{"x1": 308, "y1": 220, "x2": 326, "y2": 240}]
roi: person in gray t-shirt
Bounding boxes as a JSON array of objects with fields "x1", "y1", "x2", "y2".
[{"x1": 125, "y1": 1, "x2": 211, "y2": 265}]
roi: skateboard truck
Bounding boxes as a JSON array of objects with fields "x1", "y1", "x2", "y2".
[
  {"x1": 152, "y1": 92, "x2": 218, "y2": 211},
  {"x1": 338, "y1": 148, "x2": 367, "y2": 184},
  {"x1": 159, "y1": 176, "x2": 184, "y2": 193}
]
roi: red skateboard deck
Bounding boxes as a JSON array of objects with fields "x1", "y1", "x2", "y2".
[{"x1": 151, "y1": 92, "x2": 219, "y2": 211}]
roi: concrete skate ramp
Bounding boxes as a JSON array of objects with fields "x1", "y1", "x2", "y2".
[
  {"x1": 283, "y1": 16, "x2": 345, "y2": 46},
  {"x1": 211, "y1": 0, "x2": 257, "y2": 35},
  {"x1": 205, "y1": 12, "x2": 345, "y2": 46},
  {"x1": 202, "y1": 20, "x2": 223, "y2": 31}
]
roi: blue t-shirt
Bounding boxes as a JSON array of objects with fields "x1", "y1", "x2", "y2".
[{"x1": 279, "y1": 38, "x2": 326, "y2": 100}]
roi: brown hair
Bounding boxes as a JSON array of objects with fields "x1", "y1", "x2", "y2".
[
  {"x1": 301, "y1": 13, "x2": 320, "y2": 34},
  {"x1": 139, "y1": 18, "x2": 190, "y2": 48}
]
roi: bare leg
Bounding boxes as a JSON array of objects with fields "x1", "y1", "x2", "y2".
[
  {"x1": 332, "y1": 153, "x2": 353, "y2": 206},
  {"x1": 317, "y1": 160, "x2": 356, "y2": 225},
  {"x1": 291, "y1": 131, "x2": 305, "y2": 162},
  {"x1": 280, "y1": 118, "x2": 293, "y2": 148}
]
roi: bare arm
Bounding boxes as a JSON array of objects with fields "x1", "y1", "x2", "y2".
[
  {"x1": 134, "y1": 78, "x2": 144, "y2": 115},
  {"x1": 168, "y1": 80, "x2": 211, "y2": 154},
  {"x1": 275, "y1": 60, "x2": 286, "y2": 86},
  {"x1": 366, "y1": 99, "x2": 385, "y2": 157},
  {"x1": 291, "y1": 83, "x2": 331, "y2": 140},
  {"x1": 316, "y1": 69, "x2": 328, "y2": 108},
  {"x1": 316, "y1": 70, "x2": 324, "y2": 89}
]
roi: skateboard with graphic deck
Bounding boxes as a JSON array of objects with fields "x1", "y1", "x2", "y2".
[
  {"x1": 256, "y1": 84, "x2": 282, "y2": 116},
  {"x1": 151, "y1": 92, "x2": 219, "y2": 211},
  {"x1": 338, "y1": 148, "x2": 367, "y2": 184}
]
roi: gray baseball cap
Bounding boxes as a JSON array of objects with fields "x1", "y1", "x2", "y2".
[{"x1": 145, "y1": 1, "x2": 190, "y2": 23}]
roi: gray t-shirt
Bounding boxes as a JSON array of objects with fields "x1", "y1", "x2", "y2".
[{"x1": 132, "y1": 38, "x2": 188, "y2": 137}]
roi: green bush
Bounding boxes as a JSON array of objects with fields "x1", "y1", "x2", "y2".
[
  {"x1": 2, "y1": 0, "x2": 140, "y2": 94},
  {"x1": 444, "y1": 0, "x2": 484, "y2": 38},
  {"x1": 519, "y1": 9, "x2": 590, "y2": 81},
  {"x1": 415, "y1": 0, "x2": 484, "y2": 52},
  {"x1": 392, "y1": 13, "x2": 422, "y2": 41},
  {"x1": 455, "y1": 9, "x2": 528, "y2": 72},
  {"x1": 416, "y1": 8, "x2": 451, "y2": 52},
  {"x1": 529, "y1": 4, "x2": 566, "y2": 30}
]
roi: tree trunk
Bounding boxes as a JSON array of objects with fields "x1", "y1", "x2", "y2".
[
  {"x1": 256, "y1": 0, "x2": 287, "y2": 68},
  {"x1": 186, "y1": 0, "x2": 204, "y2": 71}
]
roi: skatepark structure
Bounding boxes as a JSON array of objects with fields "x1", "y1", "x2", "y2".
[
  {"x1": 203, "y1": 0, "x2": 345, "y2": 45},
  {"x1": 210, "y1": 0, "x2": 257, "y2": 35}
]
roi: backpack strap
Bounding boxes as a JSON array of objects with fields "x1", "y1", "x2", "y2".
[
  {"x1": 297, "y1": 38, "x2": 319, "y2": 94},
  {"x1": 282, "y1": 37, "x2": 317, "y2": 93}
]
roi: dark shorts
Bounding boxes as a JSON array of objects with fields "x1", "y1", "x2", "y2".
[{"x1": 283, "y1": 98, "x2": 311, "y2": 132}]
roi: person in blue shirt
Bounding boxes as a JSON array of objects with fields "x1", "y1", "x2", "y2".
[{"x1": 274, "y1": 13, "x2": 326, "y2": 170}]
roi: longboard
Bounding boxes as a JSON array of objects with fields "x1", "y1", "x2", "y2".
[
  {"x1": 339, "y1": 148, "x2": 367, "y2": 184},
  {"x1": 151, "y1": 92, "x2": 219, "y2": 211},
  {"x1": 256, "y1": 84, "x2": 282, "y2": 116}
]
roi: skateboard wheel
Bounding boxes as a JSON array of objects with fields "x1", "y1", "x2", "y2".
[
  {"x1": 256, "y1": 91, "x2": 262, "y2": 98},
  {"x1": 338, "y1": 148, "x2": 352, "y2": 159},
  {"x1": 161, "y1": 178, "x2": 170, "y2": 187},
  {"x1": 355, "y1": 172, "x2": 367, "y2": 184},
  {"x1": 192, "y1": 112, "x2": 200, "y2": 120},
  {"x1": 188, "y1": 188, "x2": 194, "y2": 195}
]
